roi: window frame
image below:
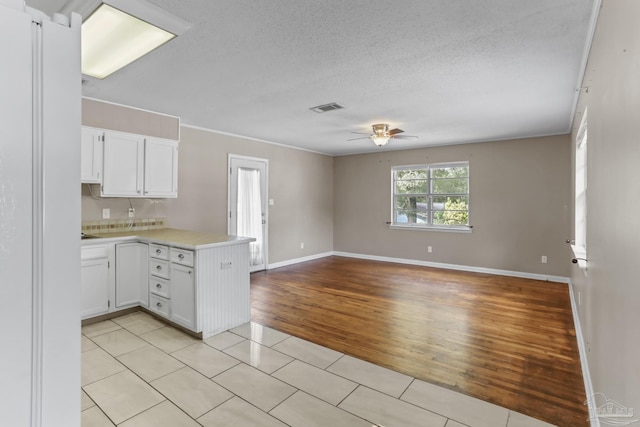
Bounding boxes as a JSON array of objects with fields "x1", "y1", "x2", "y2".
[
  {"x1": 572, "y1": 109, "x2": 588, "y2": 268},
  {"x1": 390, "y1": 161, "x2": 471, "y2": 232}
]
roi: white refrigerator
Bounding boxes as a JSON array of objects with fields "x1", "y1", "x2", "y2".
[{"x1": 0, "y1": 2, "x2": 81, "y2": 426}]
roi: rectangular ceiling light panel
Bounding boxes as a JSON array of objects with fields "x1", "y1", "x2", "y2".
[{"x1": 80, "y1": 0, "x2": 191, "y2": 79}]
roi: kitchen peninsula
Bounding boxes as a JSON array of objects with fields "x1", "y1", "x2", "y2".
[{"x1": 81, "y1": 228, "x2": 254, "y2": 339}]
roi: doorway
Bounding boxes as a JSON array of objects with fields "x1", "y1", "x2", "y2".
[{"x1": 228, "y1": 155, "x2": 268, "y2": 272}]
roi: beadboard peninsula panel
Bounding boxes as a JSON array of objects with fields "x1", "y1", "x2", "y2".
[
  {"x1": 196, "y1": 243, "x2": 251, "y2": 338},
  {"x1": 82, "y1": 97, "x2": 180, "y2": 140}
]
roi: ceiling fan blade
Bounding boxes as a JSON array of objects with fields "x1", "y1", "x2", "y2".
[
  {"x1": 392, "y1": 135, "x2": 419, "y2": 140},
  {"x1": 347, "y1": 136, "x2": 371, "y2": 141},
  {"x1": 388, "y1": 128, "x2": 404, "y2": 136},
  {"x1": 351, "y1": 131, "x2": 371, "y2": 135}
]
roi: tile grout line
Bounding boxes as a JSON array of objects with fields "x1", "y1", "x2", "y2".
[{"x1": 82, "y1": 316, "x2": 547, "y2": 427}]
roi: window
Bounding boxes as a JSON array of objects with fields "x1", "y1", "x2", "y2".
[
  {"x1": 392, "y1": 162, "x2": 470, "y2": 230},
  {"x1": 574, "y1": 110, "x2": 587, "y2": 252}
]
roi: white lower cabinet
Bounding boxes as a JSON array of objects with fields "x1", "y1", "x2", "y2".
[
  {"x1": 116, "y1": 243, "x2": 149, "y2": 308},
  {"x1": 81, "y1": 245, "x2": 114, "y2": 319},
  {"x1": 170, "y1": 263, "x2": 195, "y2": 329},
  {"x1": 149, "y1": 294, "x2": 170, "y2": 317},
  {"x1": 147, "y1": 245, "x2": 196, "y2": 330},
  {"x1": 82, "y1": 237, "x2": 249, "y2": 337}
]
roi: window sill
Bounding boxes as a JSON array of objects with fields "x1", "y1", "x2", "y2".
[
  {"x1": 389, "y1": 224, "x2": 473, "y2": 233},
  {"x1": 570, "y1": 244, "x2": 588, "y2": 269}
]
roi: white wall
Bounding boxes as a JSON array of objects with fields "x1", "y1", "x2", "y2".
[{"x1": 570, "y1": 0, "x2": 640, "y2": 418}]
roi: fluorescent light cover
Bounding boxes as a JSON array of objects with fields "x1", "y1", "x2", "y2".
[{"x1": 82, "y1": 4, "x2": 175, "y2": 79}]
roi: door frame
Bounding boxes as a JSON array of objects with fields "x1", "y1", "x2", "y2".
[{"x1": 227, "y1": 154, "x2": 269, "y2": 271}]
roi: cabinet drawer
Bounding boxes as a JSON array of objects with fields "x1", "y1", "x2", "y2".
[
  {"x1": 149, "y1": 294, "x2": 170, "y2": 317},
  {"x1": 170, "y1": 248, "x2": 194, "y2": 266},
  {"x1": 150, "y1": 259, "x2": 170, "y2": 279},
  {"x1": 149, "y1": 244, "x2": 169, "y2": 260},
  {"x1": 149, "y1": 276, "x2": 170, "y2": 299}
]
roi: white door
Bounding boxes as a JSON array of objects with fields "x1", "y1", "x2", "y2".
[
  {"x1": 81, "y1": 127, "x2": 103, "y2": 184},
  {"x1": 102, "y1": 130, "x2": 145, "y2": 197},
  {"x1": 81, "y1": 256, "x2": 110, "y2": 318},
  {"x1": 228, "y1": 155, "x2": 268, "y2": 272},
  {"x1": 144, "y1": 137, "x2": 178, "y2": 198},
  {"x1": 115, "y1": 243, "x2": 149, "y2": 308},
  {"x1": 170, "y1": 264, "x2": 196, "y2": 329}
]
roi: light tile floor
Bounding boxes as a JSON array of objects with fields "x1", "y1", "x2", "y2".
[{"x1": 81, "y1": 311, "x2": 556, "y2": 427}]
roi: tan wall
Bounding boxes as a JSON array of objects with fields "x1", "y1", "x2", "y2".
[
  {"x1": 334, "y1": 136, "x2": 572, "y2": 277},
  {"x1": 83, "y1": 98, "x2": 180, "y2": 140},
  {"x1": 81, "y1": 185, "x2": 168, "y2": 221},
  {"x1": 165, "y1": 126, "x2": 334, "y2": 264},
  {"x1": 569, "y1": 0, "x2": 640, "y2": 414}
]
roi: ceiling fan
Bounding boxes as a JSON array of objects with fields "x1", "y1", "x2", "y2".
[{"x1": 348, "y1": 124, "x2": 418, "y2": 147}]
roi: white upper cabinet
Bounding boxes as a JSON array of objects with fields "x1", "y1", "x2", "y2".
[
  {"x1": 100, "y1": 130, "x2": 177, "y2": 198},
  {"x1": 144, "y1": 137, "x2": 178, "y2": 198},
  {"x1": 102, "y1": 130, "x2": 145, "y2": 197},
  {"x1": 80, "y1": 126, "x2": 103, "y2": 184}
]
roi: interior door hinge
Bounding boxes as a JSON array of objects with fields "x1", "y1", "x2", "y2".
[
  {"x1": 108, "y1": 300, "x2": 111, "y2": 308},
  {"x1": 108, "y1": 261, "x2": 110, "y2": 268},
  {"x1": 230, "y1": 167, "x2": 232, "y2": 174}
]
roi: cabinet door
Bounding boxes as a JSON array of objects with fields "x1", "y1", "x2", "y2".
[
  {"x1": 81, "y1": 249, "x2": 110, "y2": 319},
  {"x1": 115, "y1": 243, "x2": 149, "y2": 308},
  {"x1": 170, "y1": 264, "x2": 195, "y2": 329},
  {"x1": 102, "y1": 130, "x2": 144, "y2": 197},
  {"x1": 81, "y1": 127, "x2": 103, "y2": 183},
  {"x1": 144, "y1": 137, "x2": 178, "y2": 198}
]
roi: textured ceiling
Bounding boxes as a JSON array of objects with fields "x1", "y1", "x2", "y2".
[{"x1": 27, "y1": 0, "x2": 596, "y2": 156}]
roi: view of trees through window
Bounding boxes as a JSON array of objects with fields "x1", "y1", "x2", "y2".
[{"x1": 393, "y1": 163, "x2": 469, "y2": 227}]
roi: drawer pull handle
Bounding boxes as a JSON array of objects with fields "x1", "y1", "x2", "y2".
[
  {"x1": 156, "y1": 302, "x2": 162, "y2": 308},
  {"x1": 156, "y1": 283, "x2": 161, "y2": 288},
  {"x1": 156, "y1": 249, "x2": 161, "y2": 254},
  {"x1": 178, "y1": 254, "x2": 184, "y2": 259},
  {"x1": 156, "y1": 265, "x2": 162, "y2": 270}
]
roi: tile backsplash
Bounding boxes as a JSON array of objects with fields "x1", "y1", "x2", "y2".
[{"x1": 82, "y1": 217, "x2": 166, "y2": 234}]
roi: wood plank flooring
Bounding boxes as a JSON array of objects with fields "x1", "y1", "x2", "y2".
[{"x1": 250, "y1": 256, "x2": 588, "y2": 426}]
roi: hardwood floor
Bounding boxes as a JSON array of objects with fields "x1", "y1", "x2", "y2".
[{"x1": 250, "y1": 256, "x2": 588, "y2": 426}]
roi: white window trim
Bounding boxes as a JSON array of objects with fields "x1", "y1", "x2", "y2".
[{"x1": 390, "y1": 161, "x2": 471, "y2": 232}]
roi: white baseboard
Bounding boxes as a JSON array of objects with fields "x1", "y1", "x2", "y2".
[
  {"x1": 267, "y1": 252, "x2": 335, "y2": 270},
  {"x1": 567, "y1": 280, "x2": 598, "y2": 427},
  {"x1": 333, "y1": 251, "x2": 570, "y2": 283}
]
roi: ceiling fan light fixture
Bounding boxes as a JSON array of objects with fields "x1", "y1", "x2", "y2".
[
  {"x1": 372, "y1": 123, "x2": 389, "y2": 136},
  {"x1": 370, "y1": 123, "x2": 390, "y2": 146},
  {"x1": 371, "y1": 134, "x2": 390, "y2": 146}
]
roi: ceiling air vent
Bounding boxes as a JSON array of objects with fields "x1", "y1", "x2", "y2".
[{"x1": 310, "y1": 102, "x2": 344, "y2": 113}]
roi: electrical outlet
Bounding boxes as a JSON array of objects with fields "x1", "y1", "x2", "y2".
[
  {"x1": 300, "y1": 242, "x2": 304, "y2": 249},
  {"x1": 220, "y1": 261, "x2": 232, "y2": 269},
  {"x1": 102, "y1": 208, "x2": 110, "y2": 219},
  {"x1": 541, "y1": 255, "x2": 548, "y2": 264},
  {"x1": 427, "y1": 246, "x2": 433, "y2": 253},
  {"x1": 128, "y1": 208, "x2": 135, "y2": 218}
]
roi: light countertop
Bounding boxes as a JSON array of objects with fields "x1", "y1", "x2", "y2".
[{"x1": 84, "y1": 228, "x2": 254, "y2": 250}]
